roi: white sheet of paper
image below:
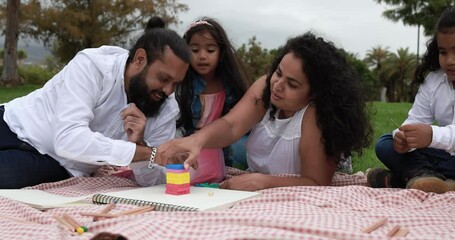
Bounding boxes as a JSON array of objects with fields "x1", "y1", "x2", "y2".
[{"x1": 0, "y1": 189, "x2": 92, "y2": 210}]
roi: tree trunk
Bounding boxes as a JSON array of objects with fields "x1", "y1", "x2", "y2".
[
  {"x1": 385, "y1": 81, "x2": 396, "y2": 102},
  {"x1": 1, "y1": 0, "x2": 22, "y2": 87}
]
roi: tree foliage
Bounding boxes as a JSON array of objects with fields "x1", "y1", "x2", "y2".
[
  {"x1": 1, "y1": 48, "x2": 28, "y2": 64},
  {"x1": 382, "y1": 47, "x2": 417, "y2": 102},
  {"x1": 364, "y1": 45, "x2": 417, "y2": 102},
  {"x1": 364, "y1": 46, "x2": 393, "y2": 101},
  {"x1": 374, "y1": 0, "x2": 455, "y2": 36},
  {"x1": 0, "y1": 0, "x2": 189, "y2": 63},
  {"x1": 237, "y1": 36, "x2": 276, "y2": 85},
  {"x1": 341, "y1": 50, "x2": 377, "y2": 101}
]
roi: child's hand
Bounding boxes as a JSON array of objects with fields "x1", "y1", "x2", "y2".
[
  {"x1": 393, "y1": 130, "x2": 411, "y2": 153},
  {"x1": 399, "y1": 123, "x2": 432, "y2": 149}
]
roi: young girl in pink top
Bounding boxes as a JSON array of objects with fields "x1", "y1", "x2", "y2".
[{"x1": 175, "y1": 17, "x2": 249, "y2": 184}]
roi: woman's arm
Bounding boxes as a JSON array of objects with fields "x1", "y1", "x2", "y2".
[
  {"x1": 157, "y1": 76, "x2": 268, "y2": 168},
  {"x1": 298, "y1": 105, "x2": 337, "y2": 186}
]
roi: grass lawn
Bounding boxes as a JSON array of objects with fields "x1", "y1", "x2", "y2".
[
  {"x1": 1, "y1": 84, "x2": 412, "y2": 173},
  {"x1": 351, "y1": 101, "x2": 411, "y2": 173},
  {"x1": 0, "y1": 84, "x2": 42, "y2": 103}
]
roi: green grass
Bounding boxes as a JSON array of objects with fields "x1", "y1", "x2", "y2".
[
  {"x1": 0, "y1": 84, "x2": 42, "y2": 103},
  {"x1": 1, "y1": 85, "x2": 412, "y2": 173},
  {"x1": 351, "y1": 101, "x2": 412, "y2": 173}
]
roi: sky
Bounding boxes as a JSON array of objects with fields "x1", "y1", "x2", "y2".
[
  {"x1": 169, "y1": 0, "x2": 428, "y2": 59},
  {"x1": 9, "y1": 0, "x2": 429, "y2": 63}
]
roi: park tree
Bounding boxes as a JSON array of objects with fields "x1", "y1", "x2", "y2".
[
  {"x1": 1, "y1": 48, "x2": 28, "y2": 65},
  {"x1": 237, "y1": 36, "x2": 276, "y2": 85},
  {"x1": 16, "y1": 49, "x2": 27, "y2": 65},
  {"x1": 374, "y1": 0, "x2": 455, "y2": 36},
  {"x1": 341, "y1": 51, "x2": 376, "y2": 101},
  {"x1": 382, "y1": 48, "x2": 417, "y2": 102},
  {"x1": 364, "y1": 46, "x2": 392, "y2": 101},
  {"x1": 1, "y1": 0, "x2": 21, "y2": 87},
  {"x1": 0, "y1": 0, "x2": 188, "y2": 64},
  {"x1": 375, "y1": 0, "x2": 455, "y2": 61}
]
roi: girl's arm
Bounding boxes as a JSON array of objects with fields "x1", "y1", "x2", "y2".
[
  {"x1": 157, "y1": 76, "x2": 268, "y2": 168},
  {"x1": 221, "y1": 104, "x2": 337, "y2": 191}
]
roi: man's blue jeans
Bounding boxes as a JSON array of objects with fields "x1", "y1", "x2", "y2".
[
  {"x1": 0, "y1": 106, "x2": 70, "y2": 188},
  {"x1": 375, "y1": 133, "x2": 455, "y2": 187}
]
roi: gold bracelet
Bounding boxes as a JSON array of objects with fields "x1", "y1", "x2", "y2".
[{"x1": 147, "y1": 146, "x2": 158, "y2": 169}]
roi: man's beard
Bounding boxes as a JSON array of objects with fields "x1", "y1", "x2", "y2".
[{"x1": 128, "y1": 72, "x2": 167, "y2": 117}]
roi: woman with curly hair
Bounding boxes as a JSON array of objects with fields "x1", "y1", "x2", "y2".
[{"x1": 156, "y1": 32, "x2": 373, "y2": 191}]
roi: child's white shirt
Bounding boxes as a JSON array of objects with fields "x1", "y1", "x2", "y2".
[{"x1": 395, "y1": 69, "x2": 455, "y2": 155}]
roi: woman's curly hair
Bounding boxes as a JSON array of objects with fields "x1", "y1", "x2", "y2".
[{"x1": 262, "y1": 32, "x2": 373, "y2": 160}]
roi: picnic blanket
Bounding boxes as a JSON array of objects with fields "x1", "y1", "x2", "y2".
[{"x1": 0, "y1": 168, "x2": 454, "y2": 240}]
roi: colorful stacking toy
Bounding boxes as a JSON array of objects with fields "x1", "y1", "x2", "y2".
[{"x1": 165, "y1": 164, "x2": 190, "y2": 195}]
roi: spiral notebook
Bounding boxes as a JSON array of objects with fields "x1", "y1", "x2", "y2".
[{"x1": 92, "y1": 184, "x2": 261, "y2": 212}]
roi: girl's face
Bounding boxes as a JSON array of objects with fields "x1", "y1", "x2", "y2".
[
  {"x1": 437, "y1": 31, "x2": 455, "y2": 81},
  {"x1": 270, "y1": 52, "x2": 313, "y2": 118},
  {"x1": 188, "y1": 30, "x2": 220, "y2": 79}
]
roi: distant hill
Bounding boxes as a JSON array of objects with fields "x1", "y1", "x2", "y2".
[{"x1": 0, "y1": 37, "x2": 51, "y2": 65}]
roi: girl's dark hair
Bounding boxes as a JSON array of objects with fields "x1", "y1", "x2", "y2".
[
  {"x1": 126, "y1": 17, "x2": 191, "y2": 67},
  {"x1": 176, "y1": 17, "x2": 249, "y2": 131},
  {"x1": 414, "y1": 6, "x2": 455, "y2": 84},
  {"x1": 262, "y1": 32, "x2": 373, "y2": 160}
]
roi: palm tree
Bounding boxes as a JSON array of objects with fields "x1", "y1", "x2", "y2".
[
  {"x1": 382, "y1": 48, "x2": 417, "y2": 102},
  {"x1": 364, "y1": 46, "x2": 392, "y2": 101}
]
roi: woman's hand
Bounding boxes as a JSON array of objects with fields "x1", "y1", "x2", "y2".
[
  {"x1": 220, "y1": 173, "x2": 268, "y2": 191},
  {"x1": 156, "y1": 137, "x2": 202, "y2": 169}
]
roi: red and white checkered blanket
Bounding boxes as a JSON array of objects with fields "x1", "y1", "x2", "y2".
[{"x1": 0, "y1": 169, "x2": 454, "y2": 240}]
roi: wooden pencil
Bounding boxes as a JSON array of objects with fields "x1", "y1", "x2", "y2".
[
  {"x1": 80, "y1": 212, "x2": 118, "y2": 218},
  {"x1": 392, "y1": 227, "x2": 409, "y2": 237},
  {"x1": 53, "y1": 215, "x2": 74, "y2": 231},
  {"x1": 94, "y1": 203, "x2": 116, "y2": 221},
  {"x1": 386, "y1": 225, "x2": 400, "y2": 237},
  {"x1": 99, "y1": 203, "x2": 115, "y2": 214},
  {"x1": 361, "y1": 217, "x2": 388, "y2": 233},
  {"x1": 62, "y1": 213, "x2": 81, "y2": 229},
  {"x1": 80, "y1": 205, "x2": 154, "y2": 219},
  {"x1": 116, "y1": 206, "x2": 154, "y2": 216},
  {"x1": 124, "y1": 206, "x2": 155, "y2": 215},
  {"x1": 0, "y1": 214, "x2": 38, "y2": 224}
]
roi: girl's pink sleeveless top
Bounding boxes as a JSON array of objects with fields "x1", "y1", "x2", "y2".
[{"x1": 191, "y1": 90, "x2": 226, "y2": 184}]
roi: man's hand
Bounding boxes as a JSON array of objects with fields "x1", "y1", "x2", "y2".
[
  {"x1": 121, "y1": 103, "x2": 147, "y2": 144},
  {"x1": 399, "y1": 123, "x2": 432, "y2": 149}
]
